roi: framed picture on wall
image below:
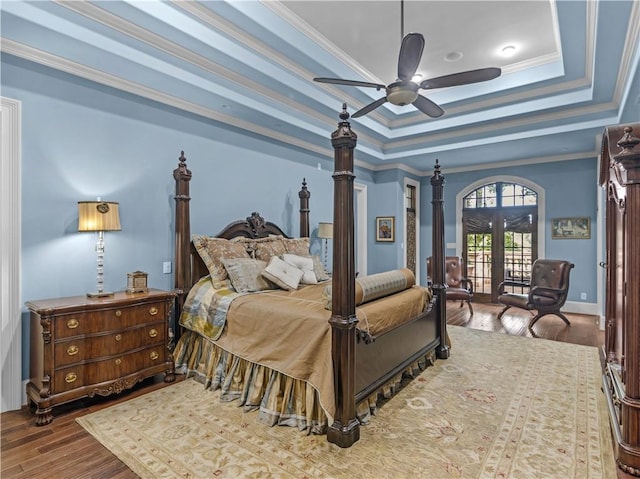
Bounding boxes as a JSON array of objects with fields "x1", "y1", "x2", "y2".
[
  {"x1": 551, "y1": 217, "x2": 591, "y2": 239},
  {"x1": 376, "y1": 216, "x2": 395, "y2": 242}
]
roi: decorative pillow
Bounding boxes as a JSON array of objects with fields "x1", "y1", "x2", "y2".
[
  {"x1": 283, "y1": 237, "x2": 310, "y2": 256},
  {"x1": 282, "y1": 253, "x2": 317, "y2": 284},
  {"x1": 311, "y1": 255, "x2": 331, "y2": 282},
  {"x1": 193, "y1": 235, "x2": 251, "y2": 281},
  {"x1": 241, "y1": 236, "x2": 287, "y2": 262},
  {"x1": 322, "y1": 268, "x2": 416, "y2": 309},
  {"x1": 262, "y1": 256, "x2": 304, "y2": 291},
  {"x1": 221, "y1": 258, "x2": 275, "y2": 293}
]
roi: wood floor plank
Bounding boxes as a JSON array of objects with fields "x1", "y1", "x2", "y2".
[{"x1": 0, "y1": 305, "x2": 632, "y2": 479}]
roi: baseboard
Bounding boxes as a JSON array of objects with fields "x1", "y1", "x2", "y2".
[{"x1": 563, "y1": 300, "x2": 598, "y2": 316}]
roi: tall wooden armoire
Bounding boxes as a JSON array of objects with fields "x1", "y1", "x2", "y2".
[{"x1": 600, "y1": 122, "x2": 640, "y2": 476}]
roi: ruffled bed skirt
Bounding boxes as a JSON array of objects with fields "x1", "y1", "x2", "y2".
[{"x1": 173, "y1": 330, "x2": 436, "y2": 435}]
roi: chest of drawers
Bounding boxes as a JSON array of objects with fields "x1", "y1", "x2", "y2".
[{"x1": 26, "y1": 289, "x2": 175, "y2": 425}]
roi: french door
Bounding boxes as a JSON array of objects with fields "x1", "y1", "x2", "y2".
[{"x1": 462, "y1": 182, "x2": 538, "y2": 303}]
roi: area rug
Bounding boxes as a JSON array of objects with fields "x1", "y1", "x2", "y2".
[{"x1": 76, "y1": 326, "x2": 616, "y2": 479}]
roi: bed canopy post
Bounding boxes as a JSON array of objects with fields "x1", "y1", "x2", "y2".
[
  {"x1": 327, "y1": 104, "x2": 360, "y2": 448},
  {"x1": 430, "y1": 160, "x2": 450, "y2": 359},
  {"x1": 298, "y1": 178, "x2": 310, "y2": 237},
  {"x1": 173, "y1": 151, "x2": 192, "y2": 331}
]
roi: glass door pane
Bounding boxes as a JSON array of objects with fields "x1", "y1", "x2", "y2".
[{"x1": 466, "y1": 233, "x2": 492, "y2": 295}]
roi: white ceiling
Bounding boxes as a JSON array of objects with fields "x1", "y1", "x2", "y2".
[{"x1": 1, "y1": 1, "x2": 639, "y2": 174}]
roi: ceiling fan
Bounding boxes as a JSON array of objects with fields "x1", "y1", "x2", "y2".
[{"x1": 313, "y1": 4, "x2": 501, "y2": 118}]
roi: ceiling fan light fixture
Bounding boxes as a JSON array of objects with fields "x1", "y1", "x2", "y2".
[
  {"x1": 411, "y1": 73, "x2": 423, "y2": 83},
  {"x1": 387, "y1": 82, "x2": 419, "y2": 106}
]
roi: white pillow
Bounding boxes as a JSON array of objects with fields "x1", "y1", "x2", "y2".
[
  {"x1": 262, "y1": 256, "x2": 304, "y2": 291},
  {"x1": 282, "y1": 253, "x2": 317, "y2": 284}
]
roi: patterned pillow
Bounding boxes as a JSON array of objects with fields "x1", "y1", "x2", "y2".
[
  {"x1": 242, "y1": 236, "x2": 287, "y2": 262},
  {"x1": 262, "y1": 256, "x2": 304, "y2": 291},
  {"x1": 311, "y1": 255, "x2": 331, "y2": 282},
  {"x1": 221, "y1": 258, "x2": 275, "y2": 293},
  {"x1": 193, "y1": 235, "x2": 251, "y2": 281},
  {"x1": 283, "y1": 237, "x2": 310, "y2": 256}
]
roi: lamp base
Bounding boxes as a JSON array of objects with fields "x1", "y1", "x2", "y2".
[{"x1": 86, "y1": 291, "x2": 115, "y2": 299}]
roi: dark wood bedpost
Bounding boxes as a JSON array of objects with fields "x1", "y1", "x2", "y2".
[
  {"x1": 327, "y1": 104, "x2": 360, "y2": 448},
  {"x1": 173, "y1": 151, "x2": 192, "y2": 338},
  {"x1": 299, "y1": 178, "x2": 310, "y2": 238},
  {"x1": 430, "y1": 160, "x2": 450, "y2": 359}
]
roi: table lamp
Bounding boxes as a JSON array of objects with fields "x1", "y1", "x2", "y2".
[
  {"x1": 78, "y1": 200, "x2": 121, "y2": 298},
  {"x1": 317, "y1": 222, "x2": 333, "y2": 270}
]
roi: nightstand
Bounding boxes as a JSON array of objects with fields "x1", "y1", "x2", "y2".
[{"x1": 26, "y1": 289, "x2": 176, "y2": 425}]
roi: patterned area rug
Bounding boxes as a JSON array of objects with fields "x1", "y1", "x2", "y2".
[{"x1": 77, "y1": 326, "x2": 616, "y2": 479}]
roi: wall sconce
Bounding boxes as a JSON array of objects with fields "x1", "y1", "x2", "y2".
[
  {"x1": 78, "y1": 199, "x2": 121, "y2": 298},
  {"x1": 317, "y1": 222, "x2": 333, "y2": 270}
]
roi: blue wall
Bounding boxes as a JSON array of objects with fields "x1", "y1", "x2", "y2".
[
  {"x1": 421, "y1": 159, "x2": 599, "y2": 301},
  {"x1": 3, "y1": 53, "x2": 600, "y2": 381}
]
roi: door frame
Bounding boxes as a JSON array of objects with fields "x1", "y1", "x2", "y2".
[
  {"x1": 354, "y1": 182, "x2": 368, "y2": 277},
  {"x1": 455, "y1": 176, "x2": 546, "y2": 293},
  {"x1": 403, "y1": 177, "x2": 420, "y2": 282},
  {"x1": 1, "y1": 97, "x2": 22, "y2": 412}
]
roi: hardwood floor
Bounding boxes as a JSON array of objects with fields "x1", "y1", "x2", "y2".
[{"x1": 1, "y1": 303, "x2": 633, "y2": 479}]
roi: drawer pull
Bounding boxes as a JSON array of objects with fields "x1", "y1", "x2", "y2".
[
  {"x1": 148, "y1": 329, "x2": 158, "y2": 338},
  {"x1": 149, "y1": 307, "x2": 159, "y2": 316},
  {"x1": 115, "y1": 334, "x2": 122, "y2": 342},
  {"x1": 115, "y1": 358, "x2": 122, "y2": 366},
  {"x1": 65, "y1": 372, "x2": 77, "y2": 383},
  {"x1": 115, "y1": 310, "x2": 122, "y2": 317},
  {"x1": 67, "y1": 318, "x2": 79, "y2": 329},
  {"x1": 66, "y1": 345, "x2": 79, "y2": 356},
  {"x1": 150, "y1": 351, "x2": 159, "y2": 361}
]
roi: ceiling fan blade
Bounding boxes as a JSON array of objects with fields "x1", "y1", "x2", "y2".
[
  {"x1": 420, "y1": 67, "x2": 501, "y2": 90},
  {"x1": 352, "y1": 97, "x2": 388, "y2": 118},
  {"x1": 412, "y1": 95, "x2": 444, "y2": 118},
  {"x1": 313, "y1": 77, "x2": 386, "y2": 90},
  {"x1": 397, "y1": 33, "x2": 425, "y2": 81}
]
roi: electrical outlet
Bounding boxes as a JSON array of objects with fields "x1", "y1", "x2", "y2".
[
  {"x1": 163, "y1": 261, "x2": 172, "y2": 274},
  {"x1": 580, "y1": 292, "x2": 587, "y2": 300}
]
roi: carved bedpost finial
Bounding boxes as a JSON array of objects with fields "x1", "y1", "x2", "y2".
[
  {"x1": 339, "y1": 102, "x2": 350, "y2": 121},
  {"x1": 332, "y1": 103, "x2": 357, "y2": 143},
  {"x1": 299, "y1": 178, "x2": 310, "y2": 200},
  {"x1": 431, "y1": 159, "x2": 444, "y2": 186},
  {"x1": 179, "y1": 150, "x2": 187, "y2": 166}
]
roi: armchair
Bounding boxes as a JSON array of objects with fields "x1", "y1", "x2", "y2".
[
  {"x1": 497, "y1": 259, "x2": 574, "y2": 328},
  {"x1": 427, "y1": 256, "x2": 474, "y2": 315}
]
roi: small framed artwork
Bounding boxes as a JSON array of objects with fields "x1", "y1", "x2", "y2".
[
  {"x1": 376, "y1": 216, "x2": 395, "y2": 242},
  {"x1": 551, "y1": 217, "x2": 591, "y2": 239}
]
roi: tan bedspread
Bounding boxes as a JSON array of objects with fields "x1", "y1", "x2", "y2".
[{"x1": 180, "y1": 280, "x2": 430, "y2": 420}]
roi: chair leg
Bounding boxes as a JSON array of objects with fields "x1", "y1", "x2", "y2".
[
  {"x1": 555, "y1": 312, "x2": 571, "y2": 325},
  {"x1": 467, "y1": 300, "x2": 474, "y2": 316},
  {"x1": 529, "y1": 311, "x2": 571, "y2": 328},
  {"x1": 497, "y1": 305, "x2": 510, "y2": 320}
]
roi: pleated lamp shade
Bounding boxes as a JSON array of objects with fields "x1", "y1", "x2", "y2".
[
  {"x1": 78, "y1": 201, "x2": 121, "y2": 232},
  {"x1": 318, "y1": 222, "x2": 333, "y2": 239}
]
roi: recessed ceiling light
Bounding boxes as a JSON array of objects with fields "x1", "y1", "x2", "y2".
[
  {"x1": 444, "y1": 51, "x2": 463, "y2": 62},
  {"x1": 500, "y1": 45, "x2": 517, "y2": 57},
  {"x1": 411, "y1": 73, "x2": 423, "y2": 83}
]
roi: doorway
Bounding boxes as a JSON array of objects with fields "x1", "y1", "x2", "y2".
[{"x1": 461, "y1": 180, "x2": 540, "y2": 303}]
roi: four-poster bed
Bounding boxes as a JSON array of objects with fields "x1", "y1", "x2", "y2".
[{"x1": 171, "y1": 106, "x2": 448, "y2": 447}]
